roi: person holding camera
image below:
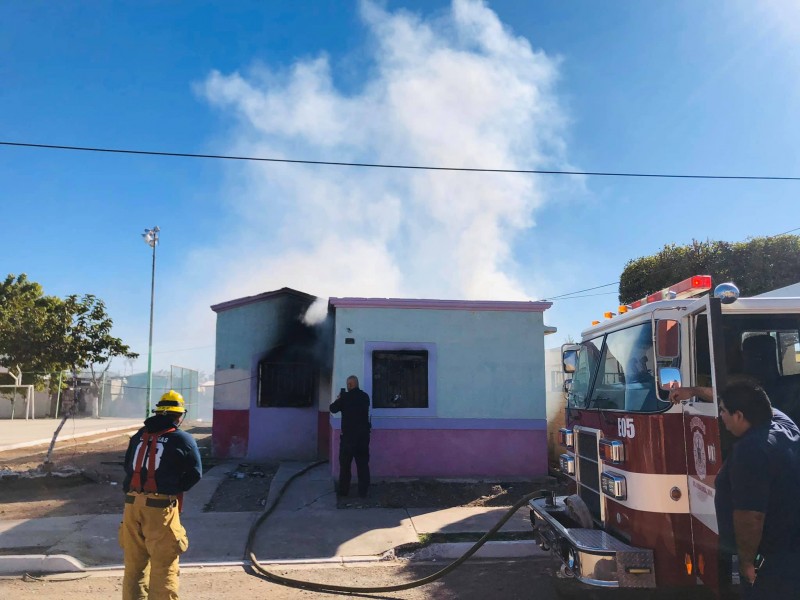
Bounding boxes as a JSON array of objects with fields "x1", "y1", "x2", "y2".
[{"x1": 330, "y1": 375, "x2": 371, "y2": 498}]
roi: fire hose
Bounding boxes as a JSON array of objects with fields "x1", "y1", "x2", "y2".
[{"x1": 244, "y1": 460, "x2": 547, "y2": 594}]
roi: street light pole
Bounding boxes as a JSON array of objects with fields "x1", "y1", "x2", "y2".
[{"x1": 142, "y1": 226, "x2": 160, "y2": 418}]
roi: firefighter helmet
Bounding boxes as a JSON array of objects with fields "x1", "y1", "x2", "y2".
[{"x1": 153, "y1": 390, "x2": 186, "y2": 414}]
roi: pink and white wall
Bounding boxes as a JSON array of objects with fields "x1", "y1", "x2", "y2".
[{"x1": 328, "y1": 298, "x2": 553, "y2": 479}]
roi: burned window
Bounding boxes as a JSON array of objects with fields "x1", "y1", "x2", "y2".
[
  {"x1": 372, "y1": 350, "x2": 428, "y2": 409},
  {"x1": 258, "y1": 361, "x2": 315, "y2": 408}
]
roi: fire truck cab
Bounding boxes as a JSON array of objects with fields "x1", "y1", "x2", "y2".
[{"x1": 530, "y1": 276, "x2": 800, "y2": 595}]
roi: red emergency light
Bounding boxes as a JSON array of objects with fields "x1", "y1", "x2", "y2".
[
  {"x1": 630, "y1": 274, "x2": 712, "y2": 309},
  {"x1": 670, "y1": 275, "x2": 712, "y2": 298}
]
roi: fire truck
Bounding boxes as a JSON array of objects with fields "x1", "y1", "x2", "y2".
[{"x1": 529, "y1": 275, "x2": 800, "y2": 596}]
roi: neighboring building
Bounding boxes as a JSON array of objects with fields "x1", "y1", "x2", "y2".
[
  {"x1": 756, "y1": 281, "x2": 800, "y2": 298},
  {"x1": 544, "y1": 346, "x2": 567, "y2": 468},
  {"x1": 210, "y1": 287, "x2": 555, "y2": 479}
]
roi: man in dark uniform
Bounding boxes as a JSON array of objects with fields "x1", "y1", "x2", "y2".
[
  {"x1": 120, "y1": 390, "x2": 202, "y2": 600},
  {"x1": 714, "y1": 381, "x2": 800, "y2": 599},
  {"x1": 330, "y1": 375, "x2": 371, "y2": 498}
]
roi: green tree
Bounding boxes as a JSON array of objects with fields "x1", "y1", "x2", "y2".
[
  {"x1": 619, "y1": 235, "x2": 800, "y2": 304},
  {"x1": 60, "y1": 293, "x2": 139, "y2": 383},
  {"x1": 0, "y1": 274, "x2": 64, "y2": 389},
  {"x1": 0, "y1": 274, "x2": 138, "y2": 405}
]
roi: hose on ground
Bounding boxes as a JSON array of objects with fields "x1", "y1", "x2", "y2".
[{"x1": 244, "y1": 460, "x2": 546, "y2": 594}]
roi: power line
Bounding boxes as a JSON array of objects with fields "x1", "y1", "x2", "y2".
[
  {"x1": 11, "y1": 371, "x2": 252, "y2": 389},
  {"x1": 3, "y1": 140, "x2": 800, "y2": 181},
  {"x1": 152, "y1": 344, "x2": 215, "y2": 355},
  {"x1": 540, "y1": 281, "x2": 619, "y2": 301},
  {"x1": 538, "y1": 224, "x2": 800, "y2": 303},
  {"x1": 773, "y1": 226, "x2": 800, "y2": 237},
  {"x1": 545, "y1": 291, "x2": 620, "y2": 300}
]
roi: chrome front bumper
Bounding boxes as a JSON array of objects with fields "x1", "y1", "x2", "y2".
[{"x1": 529, "y1": 495, "x2": 656, "y2": 588}]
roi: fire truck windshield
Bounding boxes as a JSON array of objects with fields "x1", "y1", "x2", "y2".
[{"x1": 568, "y1": 322, "x2": 679, "y2": 412}]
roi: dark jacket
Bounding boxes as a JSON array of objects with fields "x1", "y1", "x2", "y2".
[
  {"x1": 330, "y1": 388, "x2": 371, "y2": 437},
  {"x1": 715, "y1": 409, "x2": 800, "y2": 556},
  {"x1": 123, "y1": 414, "x2": 203, "y2": 495}
]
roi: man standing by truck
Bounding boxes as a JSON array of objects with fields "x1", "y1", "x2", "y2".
[{"x1": 714, "y1": 381, "x2": 800, "y2": 598}]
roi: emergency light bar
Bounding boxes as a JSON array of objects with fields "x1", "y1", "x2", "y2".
[
  {"x1": 628, "y1": 275, "x2": 712, "y2": 310},
  {"x1": 590, "y1": 275, "x2": 712, "y2": 325}
]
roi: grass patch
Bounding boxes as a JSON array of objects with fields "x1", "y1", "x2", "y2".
[
  {"x1": 393, "y1": 530, "x2": 535, "y2": 556},
  {"x1": 418, "y1": 531, "x2": 534, "y2": 544}
]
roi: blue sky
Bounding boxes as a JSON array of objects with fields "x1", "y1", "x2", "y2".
[{"x1": 2, "y1": 0, "x2": 799, "y2": 378}]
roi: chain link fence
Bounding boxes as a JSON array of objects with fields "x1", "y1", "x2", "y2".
[{"x1": 1, "y1": 367, "x2": 213, "y2": 421}]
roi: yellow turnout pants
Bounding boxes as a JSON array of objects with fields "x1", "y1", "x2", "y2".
[{"x1": 119, "y1": 492, "x2": 189, "y2": 600}]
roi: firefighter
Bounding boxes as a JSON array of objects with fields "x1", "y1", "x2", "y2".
[
  {"x1": 715, "y1": 381, "x2": 800, "y2": 598},
  {"x1": 120, "y1": 390, "x2": 202, "y2": 600}
]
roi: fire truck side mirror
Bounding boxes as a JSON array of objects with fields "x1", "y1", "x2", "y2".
[
  {"x1": 656, "y1": 319, "x2": 680, "y2": 359},
  {"x1": 658, "y1": 367, "x2": 682, "y2": 391},
  {"x1": 562, "y1": 349, "x2": 578, "y2": 374}
]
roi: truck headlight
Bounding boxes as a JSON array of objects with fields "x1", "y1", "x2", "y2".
[
  {"x1": 600, "y1": 438, "x2": 625, "y2": 464},
  {"x1": 558, "y1": 428, "x2": 574, "y2": 449},
  {"x1": 601, "y1": 471, "x2": 627, "y2": 500},
  {"x1": 559, "y1": 454, "x2": 575, "y2": 476}
]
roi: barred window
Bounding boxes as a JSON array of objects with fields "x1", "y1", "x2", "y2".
[
  {"x1": 372, "y1": 350, "x2": 428, "y2": 409},
  {"x1": 258, "y1": 361, "x2": 315, "y2": 407}
]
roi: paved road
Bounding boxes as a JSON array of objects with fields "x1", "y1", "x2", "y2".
[
  {"x1": 0, "y1": 558, "x2": 564, "y2": 599},
  {"x1": 0, "y1": 417, "x2": 142, "y2": 452}
]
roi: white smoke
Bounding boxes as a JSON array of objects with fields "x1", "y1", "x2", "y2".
[
  {"x1": 302, "y1": 297, "x2": 330, "y2": 326},
  {"x1": 193, "y1": 0, "x2": 570, "y2": 309}
]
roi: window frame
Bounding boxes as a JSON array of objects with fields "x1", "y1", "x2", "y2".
[
  {"x1": 257, "y1": 360, "x2": 316, "y2": 408},
  {"x1": 579, "y1": 322, "x2": 672, "y2": 414},
  {"x1": 567, "y1": 336, "x2": 603, "y2": 409},
  {"x1": 364, "y1": 341, "x2": 437, "y2": 417}
]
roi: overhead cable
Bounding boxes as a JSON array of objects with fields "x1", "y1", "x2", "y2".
[
  {"x1": 538, "y1": 223, "x2": 800, "y2": 302},
  {"x1": 2, "y1": 140, "x2": 800, "y2": 180}
]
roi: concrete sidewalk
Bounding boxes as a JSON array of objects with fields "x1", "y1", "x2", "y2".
[
  {"x1": 0, "y1": 461, "x2": 543, "y2": 575},
  {"x1": 0, "y1": 417, "x2": 142, "y2": 452}
]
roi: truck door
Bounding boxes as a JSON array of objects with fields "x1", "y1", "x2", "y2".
[{"x1": 681, "y1": 296, "x2": 726, "y2": 589}]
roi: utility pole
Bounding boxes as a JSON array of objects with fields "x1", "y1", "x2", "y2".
[{"x1": 142, "y1": 226, "x2": 160, "y2": 418}]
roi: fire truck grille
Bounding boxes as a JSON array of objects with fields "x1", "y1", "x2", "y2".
[{"x1": 576, "y1": 429, "x2": 602, "y2": 521}]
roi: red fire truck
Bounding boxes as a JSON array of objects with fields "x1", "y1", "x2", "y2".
[{"x1": 529, "y1": 275, "x2": 800, "y2": 596}]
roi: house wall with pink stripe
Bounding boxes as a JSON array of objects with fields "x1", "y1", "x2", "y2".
[{"x1": 328, "y1": 297, "x2": 553, "y2": 479}]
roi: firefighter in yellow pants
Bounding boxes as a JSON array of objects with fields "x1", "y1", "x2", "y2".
[{"x1": 120, "y1": 391, "x2": 202, "y2": 600}]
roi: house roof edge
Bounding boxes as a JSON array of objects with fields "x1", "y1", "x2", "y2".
[
  {"x1": 328, "y1": 297, "x2": 552, "y2": 312},
  {"x1": 211, "y1": 287, "x2": 317, "y2": 313}
]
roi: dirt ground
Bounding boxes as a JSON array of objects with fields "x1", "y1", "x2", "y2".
[
  {"x1": 0, "y1": 558, "x2": 560, "y2": 600},
  {"x1": 0, "y1": 423, "x2": 212, "y2": 520},
  {"x1": 1, "y1": 424, "x2": 564, "y2": 519},
  {"x1": 338, "y1": 479, "x2": 563, "y2": 510},
  {"x1": 204, "y1": 462, "x2": 279, "y2": 512}
]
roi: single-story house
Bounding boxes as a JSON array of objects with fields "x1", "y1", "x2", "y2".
[{"x1": 211, "y1": 288, "x2": 554, "y2": 479}]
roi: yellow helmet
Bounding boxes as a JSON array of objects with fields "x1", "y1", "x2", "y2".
[{"x1": 153, "y1": 390, "x2": 186, "y2": 414}]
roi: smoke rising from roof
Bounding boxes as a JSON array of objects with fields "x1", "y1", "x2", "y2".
[{"x1": 175, "y1": 0, "x2": 571, "y2": 361}]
